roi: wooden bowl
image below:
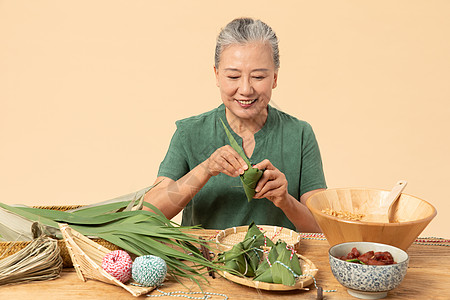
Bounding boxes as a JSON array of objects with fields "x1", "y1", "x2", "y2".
[{"x1": 306, "y1": 188, "x2": 437, "y2": 250}]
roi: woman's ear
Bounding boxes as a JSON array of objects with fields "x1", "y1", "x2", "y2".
[
  {"x1": 272, "y1": 72, "x2": 278, "y2": 89},
  {"x1": 214, "y1": 65, "x2": 220, "y2": 87}
]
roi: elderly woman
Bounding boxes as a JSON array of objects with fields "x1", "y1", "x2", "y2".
[{"x1": 144, "y1": 18, "x2": 326, "y2": 232}]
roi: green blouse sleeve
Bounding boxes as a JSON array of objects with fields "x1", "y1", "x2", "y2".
[
  {"x1": 299, "y1": 123, "x2": 327, "y2": 196},
  {"x1": 157, "y1": 127, "x2": 190, "y2": 181}
]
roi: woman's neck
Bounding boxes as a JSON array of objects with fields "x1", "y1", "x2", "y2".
[{"x1": 225, "y1": 108, "x2": 268, "y2": 137}]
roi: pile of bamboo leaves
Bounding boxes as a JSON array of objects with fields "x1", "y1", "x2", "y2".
[{"x1": 0, "y1": 187, "x2": 229, "y2": 286}]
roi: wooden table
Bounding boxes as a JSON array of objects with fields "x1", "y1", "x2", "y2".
[{"x1": 1, "y1": 231, "x2": 450, "y2": 299}]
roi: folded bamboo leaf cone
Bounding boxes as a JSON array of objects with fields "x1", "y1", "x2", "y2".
[
  {"x1": 132, "y1": 255, "x2": 167, "y2": 287},
  {"x1": 220, "y1": 119, "x2": 264, "y2": 202}
]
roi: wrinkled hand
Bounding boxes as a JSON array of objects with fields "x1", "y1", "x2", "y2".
[
  {"x1": 204, "y1": 145, "x2": 248, "y2": 177},
  {"x1": 253, "y1": 159, "x2": 289, "y2": 207}
]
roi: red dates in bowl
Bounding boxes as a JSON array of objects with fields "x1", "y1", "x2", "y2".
[
  {"x1": 339, "y1": 247, "x2": 396, "y2": 265},
  {"x1": 329, "y1": 241, "x2": 409, "y2": 299}
]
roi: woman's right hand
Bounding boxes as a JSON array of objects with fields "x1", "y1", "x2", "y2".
[{"x1": 203, "y1": 145, "x2": 248, "y2": 177}]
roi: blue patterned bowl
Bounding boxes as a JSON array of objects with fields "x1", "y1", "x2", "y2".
[{"x1": 329, "y1": 242, "x2": 409, "y2": 299}]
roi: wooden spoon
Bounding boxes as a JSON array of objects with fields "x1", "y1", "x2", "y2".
[
  {"x1": 387, "y1": 180, "x2": 408, "y2": 222},
  {"x1": 362, "y1": 180, "x2": 408, "y2": 223}
]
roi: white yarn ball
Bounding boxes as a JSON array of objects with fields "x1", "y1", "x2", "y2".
[{"x1": 132, "y1": 255, "x2": 167, "y2": 287}]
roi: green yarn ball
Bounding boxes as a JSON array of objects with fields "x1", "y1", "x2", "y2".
[{"x1": 132, "y1": 255, "x2": 167, "y2": 287}]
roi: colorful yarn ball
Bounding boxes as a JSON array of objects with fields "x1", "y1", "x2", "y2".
[
  {"x1": 101, "y1": 250, "x2": 133, "y2": 283},
  {"x1": 132, "y1": 255, "x2": 167, "y2": 287}
]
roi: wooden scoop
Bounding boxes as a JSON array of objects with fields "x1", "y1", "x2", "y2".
[
  {"x1": 362, "y1": 180, "x2": 408, "y2": 223},
  {"x1": 387, "y1": 180, "x2": 408, "y2": 222}
]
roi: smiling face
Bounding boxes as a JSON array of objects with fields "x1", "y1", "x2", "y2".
[{"x1": 214, "y1": 42, "x2": 278, "y2": 129}]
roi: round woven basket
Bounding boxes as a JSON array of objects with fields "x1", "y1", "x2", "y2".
[
  {"x1": 217, "y1": 253, "x2": 317, "y2": 291},
  {"x1": 215, "y1": 225, "x2": 317, "y2": 291},
  {"x1": 0, "y1": 205, "x2": 120, "y2": 267}
]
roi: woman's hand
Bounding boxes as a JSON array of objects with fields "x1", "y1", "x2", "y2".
[
  {"x1": 203, "y1": 145, "x2": 248, "y2": 177},
  {"x1": 253, "y1": 159, "x2": 289, "y2": 207}
]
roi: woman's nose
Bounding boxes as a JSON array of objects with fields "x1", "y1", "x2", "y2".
[{"x1": 238, "y1": 77, "x2": 253, "y2": 96}]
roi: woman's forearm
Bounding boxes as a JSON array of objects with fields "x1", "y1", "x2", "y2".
[
  {"x1": 143, "y1": 162, "x2": 212, "y2": 219},
  {"x1": 278, "y1": 189, "x2": 324, "y2": 233},
  {"x1": 144, "y1": 145, "x2": 247, "y2": 220}
]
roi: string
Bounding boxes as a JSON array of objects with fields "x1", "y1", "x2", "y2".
[
  {"x1": 298, "y1": 233, "x2": 450, "y2": 246},
  {"x1": 273, "y1": 260, "x2": 337, "y2": 293},
  {"x1": 146, "y1": 287, "x2": 228, "y2": 300}
]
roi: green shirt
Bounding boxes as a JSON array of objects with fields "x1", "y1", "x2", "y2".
[{"x1": 158, "y1": 104, "x2": 326, "y2": 230}]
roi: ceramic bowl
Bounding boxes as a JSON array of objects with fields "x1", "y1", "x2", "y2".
[
  {"x1": 329, "y1": 242, "x2": 409, "y2": 299},
  {"x1": 306, "y1": 188, "x2": 437, "y2": 250}
]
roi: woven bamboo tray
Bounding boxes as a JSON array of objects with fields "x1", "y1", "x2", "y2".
[
  {"x1": 0, "y1": 205, "x2": 120, "y2": 267},
  {"x1": 216, "y1": 225, "x2": 317, "y2": 291},
  {"x1": 217, "y1": 253, "x2": 317, "y2": 291},
  {"x1": 59, "y1": 223, "x2": 155, "y2": 297},
  {"x1": 216, "y1": 225, "x2": 301, "y2": 252}
]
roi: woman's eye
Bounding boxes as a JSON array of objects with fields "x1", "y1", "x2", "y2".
[
  {"x1": 227, "y1": 76, "x2": 239, "y2": 79},
  {"x1": 253, "y1": 76, "x2": 265, "y2": 80}
]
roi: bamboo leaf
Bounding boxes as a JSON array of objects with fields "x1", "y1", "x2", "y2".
[
  {"x1": 220, "y1": 118, "x2": 250, "y2": 166},
  {"x1": 142, "y1": 202, "x2": 180, "y2": 226},
  {"x1": 14, "y1": 207, "x2": 157, "y2": 226},
  {"x1": 268, "y1": 240, "x2": 302, "y2": 286},
  {"x1": 0, "y1": 207, "x2": 34, "y2": 241},
  {"x1": 272, "y1": 260, "x2": 295, "y2": 286},
  {"x1": 70, "y1": 201, "x2": 132, "y2": 217},
  {"x1": 241, "y1": 167, "x2": 264, "y2": 202},
  {"x1": 67, "y1": 185, "x2": 156, "y2": 215},
  {"x1": 0, "y1": 203, "x2": 61, "y2": 237},
  {"x1": 220, "y1": 118, "x2": 264, "y2": 202},
  {"x1": 253, "y1": 266, "x2": 273, "y2": 283}
]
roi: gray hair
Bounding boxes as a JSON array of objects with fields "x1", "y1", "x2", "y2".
[{"x1": 214, "y1": 18, "x2": 280, "y2": 70}]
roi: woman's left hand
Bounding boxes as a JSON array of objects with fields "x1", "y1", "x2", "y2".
[{"x1": 253, "y1": 159, "x2": 289, "y2": 207}]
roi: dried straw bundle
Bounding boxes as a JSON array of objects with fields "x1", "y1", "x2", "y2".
[{"x1": 0, "y1": 234, "x2": 63, "y2": 286}]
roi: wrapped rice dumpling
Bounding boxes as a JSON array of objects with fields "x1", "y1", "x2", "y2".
[
  {"x1": 219, "y1": 222, "x2": 303, "y2": 286},
  {"x1": 220, "y1": 119, "x2": 264, "y2": 202},
  {"x1": 254, "y1": 240, "x2": 303, "y2": 286},
  {"x1": 218, "y1": 222, "x2": 271, "y2": 276}
]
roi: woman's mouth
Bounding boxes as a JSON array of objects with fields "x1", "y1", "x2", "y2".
[{"x1": 236, "y1": 99, "x2": 257, "y2": 106}]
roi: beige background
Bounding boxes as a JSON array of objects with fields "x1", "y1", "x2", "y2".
[{"x1": 1, "y1": 1, "x2": 449, "y2": 237}]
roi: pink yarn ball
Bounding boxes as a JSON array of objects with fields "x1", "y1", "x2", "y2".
[{"x1": 101, "y1": 250, "x2": 133, "y2": 283}]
